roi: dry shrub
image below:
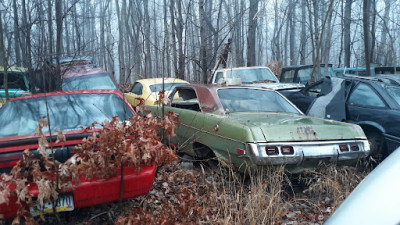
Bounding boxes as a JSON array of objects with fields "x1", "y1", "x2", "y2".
[
  {"x1": 301, "y1": 163, "x2": 370, "y2": 208},
  {"x1": 267, "y1": 61, "x2": 282, "y2": 79},
  {"x1": 244, "y1": 166, "x2": 288, "y2": 225},
  {"x1": 203, "y1": 163, "x2": 288, "y2": 224},
  {"x1": 113, "y1": 161, "x2": 289, "y2": 225}
]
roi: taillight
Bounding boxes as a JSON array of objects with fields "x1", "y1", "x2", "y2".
[
  {"x1": 350, "y1": 144, "x2": 359, "y2": 151},
  {"x1": 281, "y1": 146, "x2": 294, "y2": 155},
  {"x1": 237, "y1": 148, "x2": 245, "y2": 155},
  {"x1": 339, "y1": 144, "x2": 349, "y2": 152},
  {"x1": 266, "y1": 146, "x2": 279, "y2": 155}
]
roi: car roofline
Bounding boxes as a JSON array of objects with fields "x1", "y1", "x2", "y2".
[{"x1": 7, "y1": 89, "x2": 124, "y2": 102}]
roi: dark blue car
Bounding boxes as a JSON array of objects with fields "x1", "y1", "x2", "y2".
[{"x1": 280, "y1": 76, "x2": 400, "y2": 159}]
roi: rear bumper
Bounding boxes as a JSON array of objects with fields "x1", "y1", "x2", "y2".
[
  {"x1": 0, "y1": 165, "x2": 156, "y2": 219},
  {"x1": 249, "y1": 140, "x2": 370, "y2": 170}
]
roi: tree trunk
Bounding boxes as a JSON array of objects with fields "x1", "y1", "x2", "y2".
[
  {"x1": 12, "y1": 0, "x2": 21, "y2": 66},
  {"x1": 199, "y1": 0, "x2": 208, "y2": 83},
  {"x1": 0, "y1": 10, "x2": 9, "y2": 100},
  {"x1": 344, "y1": 0, "x2": 352, "y2": 67},
  {"x1": 289, "y1": 0, "x2": 296, "y2": 65},
  {"x1": 247, "y1": 0, "x2": 258, "y2": 67},
  {"x1": 363, "y1": 0, "x2": 371, "y2": 76},
  {"x1": 300, "y1": 0, "x2": 306, "y2": 64},
  {"x1": 55, "y1": 0, "x2": 63, "y2": 90}
]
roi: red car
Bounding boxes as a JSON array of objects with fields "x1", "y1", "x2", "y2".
[
  {"x1": 0, "y1": 90, "x2": 156, "y2": 219},
  {"x1": 62, "y1": 64, "x2": 118, "y2": 91}
]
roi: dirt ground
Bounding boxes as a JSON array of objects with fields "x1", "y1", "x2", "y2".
[{"x1": 4, "y1": 159, "x2": 369, "y2": 225}]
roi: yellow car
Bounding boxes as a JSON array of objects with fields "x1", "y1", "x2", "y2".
[{"x1": 124, "y1": 78, "x2": 189, "y2": 106}]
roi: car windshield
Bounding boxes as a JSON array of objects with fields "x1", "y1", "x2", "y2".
[
  {"x1": 380, "y1": 83, "x2": 400, "y2": 106},
  {"x1": 298, "y1": 67, "x2": 337, "y2": 83},
  {"x1": 0, "y1": 93, "x2": 134, "y2": 137},
  {"x1": 0, "y1": 72, "x2": 29, "y2": 91},
  {"x1": 217, "y1": 88, "x2": 300, "y2": 114},
  {"x1": 62, "y1": 73, "x2": 117, "y2": 91},
  {"x1": 149, "y1": 82, "x2": 187, "y2": 92},
  {"x1": 227, "y1": 68, "x2": 278, "y2": 83}
]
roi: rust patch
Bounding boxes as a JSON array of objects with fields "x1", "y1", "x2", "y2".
[{"x1": 297, "y1": 126, "x2": 318, "y2": 140}]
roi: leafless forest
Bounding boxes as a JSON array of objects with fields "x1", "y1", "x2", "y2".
[{"x1": 0, "y1": 0, "x2": 399, "y2": 83}]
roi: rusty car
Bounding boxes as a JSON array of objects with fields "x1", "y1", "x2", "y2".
[
  {"x1": 0, "y1": 90, "x2": 155, "y2": 219},
  {"x1": 148, "y1": 84, "x2": 370, "y2": 173}
]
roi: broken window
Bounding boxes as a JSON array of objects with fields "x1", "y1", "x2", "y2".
[{"x1": 170, "y1": 88, "x2": 200, "y2": 112}]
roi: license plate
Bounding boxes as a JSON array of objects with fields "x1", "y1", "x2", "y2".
[{"x1": 30, "y1": 193, "x2": 74, "y2": 216}]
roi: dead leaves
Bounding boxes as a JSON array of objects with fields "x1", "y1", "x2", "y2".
[{"x1": 0, "y1": 107, "x2": 180, "y2": 224}]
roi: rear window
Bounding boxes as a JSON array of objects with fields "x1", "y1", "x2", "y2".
[
  {"x1": 0, "y1": 93, "x2": 134, "y2": 137},
  {"x1": 217, "y1": 88, "x2": 300, "y2": 114},
  {"x1": 62, "y1": 73, "x2": 117, "y2": 91}
]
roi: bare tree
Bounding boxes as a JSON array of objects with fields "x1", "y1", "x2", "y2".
[{"x1": 246, "y1": 0, "x2": 259, "y2": 66}]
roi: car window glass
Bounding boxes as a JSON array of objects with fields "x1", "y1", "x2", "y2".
[
  {"x1": 280, "y1": 70, "x2": 294, "y2": 83},
  {"x1": 131, "y1": 82, "x2": 143, "y2": 95},
  {"x1": 170, "y1": 88, "x2": 200, "y2": 111},
  {"x1": 215, "y1": 72, "x2": 224, "y2": 83},
  {"x1": 218, "y1": 88, "x2": 300, "y2": 114},
  {"x1": 227, "y1": 68, "x2": 278, "y2": 83},
  {"x1": 0, "y1": 93, "x2": 134, "y2": 137},
  {"x1": 306, "y1": 82, "x2": 323, "y2": 97},
  {"x1": 348, "y1": 83, "x2": 386, "y2": 107},
  {"x1": 378, "y1": 83, "x2": 400, "y2": 106},
  {"x1": 149, "y1": 83, "x2": 187, "y2": 92},
  {"x1": 62, "y1": 73, "x2": 117, "y2": 91}
]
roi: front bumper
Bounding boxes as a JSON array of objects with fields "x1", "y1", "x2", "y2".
[
  {"x1": 0, "y1": 165, "x2": 156, "y2": 219},
  {"x1": 248, "y1": 140, "x2": 370, "y2": 168}
]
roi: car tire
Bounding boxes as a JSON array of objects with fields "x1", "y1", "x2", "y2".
[{"x1": 366, "y1": 132, "x2": 384, "y2": 160}]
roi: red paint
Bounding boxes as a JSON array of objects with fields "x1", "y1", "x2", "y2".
[
  {"x1": 237, "y1": 148, "x2": 245, "y2": 155},
  {"x1": 0, "y1": 90, "x2": 149, "y2": 219},
  {"x1": 0, "y1": 165, "x2": 156, "y2": 219}
]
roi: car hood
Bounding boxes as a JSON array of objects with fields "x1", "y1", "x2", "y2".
[
  {"x1": 243, "y1": 82, "x2": 304, "y2": 90},
  {"x1": 226, "y1": 112, "x2": 366, "y2": 142}
]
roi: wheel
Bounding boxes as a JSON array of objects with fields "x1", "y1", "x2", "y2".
[{"x1": 366, "y1": 132, "x2": 384, "y2": 160}]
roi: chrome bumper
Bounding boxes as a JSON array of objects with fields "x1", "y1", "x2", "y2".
[{"x1": 248, "y1": 140, "x2": 370, "y2": 166}]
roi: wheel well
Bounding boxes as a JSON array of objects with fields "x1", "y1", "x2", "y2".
[
  {"x1": 359, "y1": 125, "x2": 387, "y2": 156},
  {"x1": 192, "y1": 142, "x2": 215, "y2": 159},
  {"x1": 360, "y1": 125, "x2": 383, "y2": 136}
]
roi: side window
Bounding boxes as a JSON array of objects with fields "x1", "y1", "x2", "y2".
[
  {"x1": 348, "y1": 83, "x2": 386, "y2": 107},
  {"x1": 281, "y1": 71, "x2": 294, "y2": 83},
  {"x1": 215, "y1": 72, "x2": 224, "y2": 83},
  {"x1": 171, "y1": 88, "x2": 200, "y2": 111},
  {"x1": 304, "y1": 81, "x2": 323, "y2": 97},
  {"x1": 131, "y1": 82, "x2": 143, "y2": 95}
]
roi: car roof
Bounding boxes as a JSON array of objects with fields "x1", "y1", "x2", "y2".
[
  {"x1": 215, "y1": 66, "x2": 271, "y2": 72},
  {"x1": 0, "y1": 67, "x2": 27, "y2": 74},
  {"x1": 137, "y1": 78, "x2": 188, "y2": 85},
  {"x1": 8, "y1": 89, "x2": 123, "y2": 102},
  {"x1": 62, "y1": 64, "x2": 108, "y2": 79},
  {"x1": 173, "y1": 84, "x2": 277, "y2": 114},
  {"x1": 282, "y1": 64, "x2": 333, "y2": 70},
  {"x1": 52, "y1": 56, "x2": 94, "y2": 65}
]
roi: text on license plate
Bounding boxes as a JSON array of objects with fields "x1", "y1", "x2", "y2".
[{"x1": 30, "y1": 193, "x2": 74, "y2": 216}]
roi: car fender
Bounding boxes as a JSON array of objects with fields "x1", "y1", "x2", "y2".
[{"x1": 353, "y1": 121, "x2": 386, "y2": 134}]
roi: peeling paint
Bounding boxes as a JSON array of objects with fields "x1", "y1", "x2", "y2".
[{"x1": 297, "y1": 126, "x2": 318, "y2": 140}]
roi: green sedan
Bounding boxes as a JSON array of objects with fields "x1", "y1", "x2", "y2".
[{"x1": 148, "y1": 84, "x2": 370, "y2": 173}]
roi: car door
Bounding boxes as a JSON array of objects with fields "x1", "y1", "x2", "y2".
[
  {"x1": 125, "y1": 82, "x2": 144, "y2": 106},
  {"x1": 282, "y1": 80, "x2": 323, "y2": 113},
  {"x1": 164, "y1": 87, "x2": 204, "y2": 154},
  {"x1": 346, "y1": 82, "x2": 388, "y2": 127}
]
